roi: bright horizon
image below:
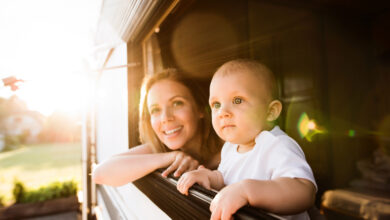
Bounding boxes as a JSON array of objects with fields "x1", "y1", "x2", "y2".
[{"x1": 0, "y1": 0, "x2": 100, "y2": 116}]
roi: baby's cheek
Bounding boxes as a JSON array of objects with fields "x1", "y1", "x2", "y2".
[
  {"x1": 211, "y1": 116, "x2": 218, "y2": 129},
  {"x1": 249, "y1": 109, "x2": 266, "y2": 124},
  {"x1": 212, "y1": 120, "x2": 223, "y2": 139}
]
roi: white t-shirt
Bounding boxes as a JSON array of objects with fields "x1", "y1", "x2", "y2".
[{"x1": 218, "y1": 126, "x2": 317, "y2": 220}]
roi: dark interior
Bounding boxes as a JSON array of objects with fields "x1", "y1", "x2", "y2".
[
  {"x1": 151, "y1": 0, "x2": 390, "y2": 208},
  {"x1": 123, "y1": 1, "x2": 390, "y2": 219}
]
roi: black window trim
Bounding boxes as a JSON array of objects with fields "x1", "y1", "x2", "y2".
[{"x1": 133, "y1": 170, "x2": 285, "y2": 220}]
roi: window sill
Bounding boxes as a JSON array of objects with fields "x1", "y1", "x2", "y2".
[{"x1": 133, "y1": 170, "x2": 284, "y2": 220}]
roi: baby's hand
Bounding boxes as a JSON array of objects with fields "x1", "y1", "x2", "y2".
[
  {"x1": 177, "y1": 165, "x2": 212, "y2": 195},
  {"x1": 210, "y1": 181, "x2": 248, "y2": 220}
]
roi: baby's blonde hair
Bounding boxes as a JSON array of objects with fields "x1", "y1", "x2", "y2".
[{"x1": 214, "y1": 59, "x2": 279, "y2": 100}]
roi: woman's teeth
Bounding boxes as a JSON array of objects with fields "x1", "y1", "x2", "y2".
[{"x1": 164, "y1": 126, "x2": 182, "y2": 135}]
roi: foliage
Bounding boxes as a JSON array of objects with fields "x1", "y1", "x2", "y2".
[
  {"x1": 12, "y1": 180, "x2": 25, "y2": 203},
  {"x1": 4, "y1": 135, "x2": 20, "y2": 150},
  {"x1": 0, "y1": 142, "x2": 82, "y2": 205},
  {"x1": 0, "y1": 96, "x2": 27, "y2": 120},
  {"x1": 3, "y1": 134, "x2": 24, "y2": 150},
  {"x1": 38, "y1": 111, "x2": 81, "y2": 143},
  {"x1": 0, "y1": 195, "x2": 4, "y2": 207},
  {"x1": 1, "y1": 132, "x2": 30, "y2": 152},
  {"x1": 12, "y1": 179, "x2": 77, "y2": 204},
  {"x1": 0, "y1": 96, "x2": 34, "y2": 150}
]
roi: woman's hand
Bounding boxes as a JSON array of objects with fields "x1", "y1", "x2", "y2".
[{"x1": 161, "y1": 151, "x2": 199, "y2": 178}]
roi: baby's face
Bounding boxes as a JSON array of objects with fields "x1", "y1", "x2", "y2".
[{"x1": 209, "y1": 70, "x2": 272, "y2": 149}]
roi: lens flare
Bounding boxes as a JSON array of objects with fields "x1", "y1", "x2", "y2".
[{"x1": 297, "y1": 112, "x2": 326, "y2": 141}]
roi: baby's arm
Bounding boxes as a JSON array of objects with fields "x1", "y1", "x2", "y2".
[
  {"x1": 177, "y1": 166, "x2": 224, "y2": 195},
  {"x1": 210, "y1": 177, "x2": 316, "y2": 220},
  {"x1": 92, "y1": 144, "x2": 199, "y2": 186}
]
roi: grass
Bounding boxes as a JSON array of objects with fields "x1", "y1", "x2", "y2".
[{"x1": 0, "y1": 142, "x2": 82, "y2": 205}]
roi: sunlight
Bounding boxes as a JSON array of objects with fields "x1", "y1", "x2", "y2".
[
  {"x1": 0, "y1": 0, "x2": 100, "y2": 116},
  {"x1": 297, "y1": 112, "x2": 326, "y2": 142},
  {"x1": 15, "y1": 74, "x2": 92, "y2": 116}
]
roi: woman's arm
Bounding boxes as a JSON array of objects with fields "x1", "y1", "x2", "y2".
[{"x1": 92, "y1": 144, "x2": 198, "y2": 186}]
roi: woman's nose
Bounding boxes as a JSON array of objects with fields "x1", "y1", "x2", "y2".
[{"x1": 161, "y1": 108, "x2": 174, "y2": 122}]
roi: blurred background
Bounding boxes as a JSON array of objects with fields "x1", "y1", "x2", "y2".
[{"x1": 0, "y1": 0, "x2": 100, "y2": 209}]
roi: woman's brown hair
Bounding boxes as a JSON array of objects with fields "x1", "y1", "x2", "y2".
[{"x1": 139, "y1": 68, "x2": 221, "y2": 163}]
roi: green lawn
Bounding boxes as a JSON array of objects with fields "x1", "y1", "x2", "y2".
[{"x1": 0, "y1": 142, "x2": 82, "y2": 205}]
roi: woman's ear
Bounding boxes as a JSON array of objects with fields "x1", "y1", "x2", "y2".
[
  {"x1": 198, "y1": 108, "x2": 205, "y2": 118},
  {"x1": 266, "y1": 100, "x2": 282, "y2": 122}
]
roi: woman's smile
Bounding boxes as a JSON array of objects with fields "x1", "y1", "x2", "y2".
[{"x1": 163, "y1": 126, "x2": 183, "y2": 135}]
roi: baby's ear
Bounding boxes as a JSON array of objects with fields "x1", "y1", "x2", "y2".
[{"x1": 266, "y1": 100, "x2": 282, "y2": 122}]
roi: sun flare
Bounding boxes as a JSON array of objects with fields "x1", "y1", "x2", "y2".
[
  {"x1": 15, "y1": 73, "x2": 92, "y2": 116},
  {"x1": 0, "y1": 0, "x2": 100, "y2": 117}
]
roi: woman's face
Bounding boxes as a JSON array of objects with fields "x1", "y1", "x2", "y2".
[{"x1": 147, "y1": 79, "x2": 204, "y2": 150}]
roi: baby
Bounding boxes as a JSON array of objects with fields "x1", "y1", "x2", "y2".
[{"x1": 177, "y1": 59, "x2": 317, "y2": 220}]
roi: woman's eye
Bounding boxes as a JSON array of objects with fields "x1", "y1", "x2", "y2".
[
  {"x1": 173, "y1": 100, "x2": 184, "y2": 107},
  {"x1": 150, "y1": 108, "x2": 160, "y2": 115},
  {"x1": 233, "y1": 97, "x2": 243, "y2": 104},
  {"x1": 211, "y1": 102, "x2": 221, "y2": 109}
]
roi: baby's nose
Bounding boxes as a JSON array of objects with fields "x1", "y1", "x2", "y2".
[{"x1": 218, "y1": 105, "x2": 232, "y2": 118}]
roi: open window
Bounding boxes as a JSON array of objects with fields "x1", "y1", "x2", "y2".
[{"x1": 88, "y1": 0, "x2": 390, "y2": 219}]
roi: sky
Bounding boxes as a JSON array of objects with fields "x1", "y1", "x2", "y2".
[{"x1": 0, "y1": 0, "x2": 101, "y2": 116}]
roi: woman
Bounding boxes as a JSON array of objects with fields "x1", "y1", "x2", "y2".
[{"x1": 92, "y1": 69, "x2": 222, "y2": 186}]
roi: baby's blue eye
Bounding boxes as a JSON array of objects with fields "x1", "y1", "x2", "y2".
[
  {"x1": 233, "y1": 97, "x2": 243, "y2": 104},
  {"x1": 211, "y1": 102, "x2": 221, "y2": 109}
]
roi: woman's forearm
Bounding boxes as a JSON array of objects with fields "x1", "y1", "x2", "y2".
[{"x1": 92, "y1": 152, "x2": 174, "y2": 186}]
